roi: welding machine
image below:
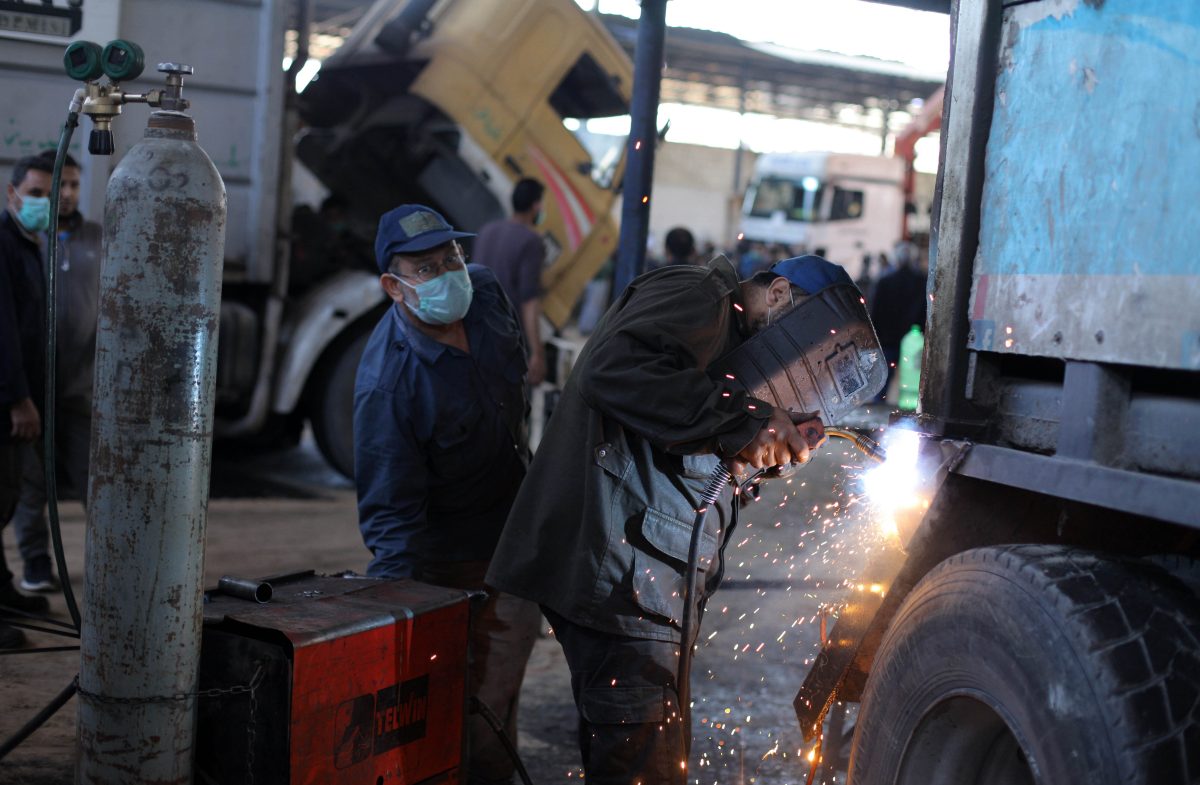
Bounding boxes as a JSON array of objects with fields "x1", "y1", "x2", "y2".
[{"x1": 195, "y1": 571, "x2": 471, "y2": 785}]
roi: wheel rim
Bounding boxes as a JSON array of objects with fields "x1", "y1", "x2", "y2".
[{"x1": 895, "y1": 696, "x2": 1035, "y2": 785}]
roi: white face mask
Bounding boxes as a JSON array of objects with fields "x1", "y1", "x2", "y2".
[
  {"x1": 15, "y1": 194, "x2": 51, "y2": 233},
  {"x1": 391, "y1": 267, "x2": 474, "y2": 325}
]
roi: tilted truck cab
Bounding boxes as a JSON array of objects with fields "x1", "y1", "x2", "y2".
[{"x1": 796, "y1": 3, "x2": 1200, "y2": 783}]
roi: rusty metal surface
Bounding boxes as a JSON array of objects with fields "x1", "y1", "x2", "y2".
[
  {"x1": 77, "y1": 111, "x2": 227, "y2": 784},
  {"x1": 197, "y1": 572, "x2": 471, "y2": 785},
  {"x1": 970, "y1": 0, "x2": 1200, "y2": 370},
  {"x1": 920, "y1": 0, "x2": 1002, "y2": 430},
  {"x1": 203, "y1": 574, "x2": 473, "y2": 648}
]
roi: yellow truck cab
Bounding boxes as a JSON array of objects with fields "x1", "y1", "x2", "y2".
[{"x1": 407, "y1": 0, "x2": 631, "y2": 326}]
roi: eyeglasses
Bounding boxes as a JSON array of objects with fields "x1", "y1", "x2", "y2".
[{"x1": 393, "y1": 245, "x2": 467, "y2": 283}]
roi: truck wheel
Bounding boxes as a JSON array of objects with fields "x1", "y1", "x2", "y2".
[
  {"x1": 310, "y1": 329, "x2": 370, "y2": 480},
  {"x1": 848, "y1": 545, "x2": 1200, "y2": 785}
]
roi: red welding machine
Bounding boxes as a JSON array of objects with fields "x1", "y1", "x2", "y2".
[{"x1": 196, "y1": 571, "x2": 471, "y2": 784}]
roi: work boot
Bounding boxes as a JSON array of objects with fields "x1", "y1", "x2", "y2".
[
  {"x1": 20, "y1": 555, "x2": 59, "y2": 593},
  {"x1": 0, "y1": 621, "x2": 26, "y2": 649},
  {"x1": 0, "y1": 580, "x2": 50, "y2": 615}
]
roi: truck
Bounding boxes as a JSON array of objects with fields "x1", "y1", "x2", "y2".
[
  {"x1": 795, "y1": 2, "x2": 1200, "y2": 783},
  {"x1": 738, "y1": 151, "x2": 905, "y2": 275},
  {"x1": 0, "y1": 0, "x2": 632, "y2": 478}
]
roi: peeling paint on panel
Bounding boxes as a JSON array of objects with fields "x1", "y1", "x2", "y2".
[{"x1": 973, "y1": 0, "x2": 1200, "y2": 369}]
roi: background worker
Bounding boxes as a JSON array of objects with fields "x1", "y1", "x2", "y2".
[
  {"x1": 662, "y1": 226, "x2": 696, "y2": 266},
  {"x1": 355, "y1": 204, "x2": 540, "y2": 785},
  {"x1": 1, "y1": 155, "x2": 54, "y2": 647},
  {"x1": 488, "y1": 254, "x2": 841, "y2": 783},
  {"x1": 11, "y1": 150, "x2": 102, "y2": 593},
  {"x1": 474, "y1": 178, "x2": 548, "y2": 385},
  {"x1": 868, "y1": 239, "x2": 927, "y2": 401}
]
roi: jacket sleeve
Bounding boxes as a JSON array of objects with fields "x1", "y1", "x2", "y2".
[
  {"x1": 0, "y1": 245, "x2": 30, "y2": 407},
  {"x1": 577, "y1": 273, "x2": 771, "y2": 458},
  {"x1": 354, "y1": 385, "x2": 428, "y2": 578}
]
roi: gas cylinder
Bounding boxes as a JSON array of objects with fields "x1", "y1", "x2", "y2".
[
  {"x1": 898, "y1": 324, "x2": 924, "y2": 411},
  {"x1": 77, "y1": 107, "x2": 226, "y2": 785}
]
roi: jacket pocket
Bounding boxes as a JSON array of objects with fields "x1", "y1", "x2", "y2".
[
  {"x1": 629, "y1": 507, "x2": 718, "y2": 626},
  {"x1": 680, "y1": 453, "x2": 721, "y2": 479},
  {"x1": 580, "y1": 685, "x2": 665, "y2": 724},
  {"x1": 641, "y1": 507, "x2": 717, "y2": 569}
]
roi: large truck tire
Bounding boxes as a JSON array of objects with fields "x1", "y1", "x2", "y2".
[
  {"x1": 848, "y1": 545, "x2": 1200, "y2": 785},
  {"x1": 309, "y1": 329, "x2": 370, "y2": 480}
]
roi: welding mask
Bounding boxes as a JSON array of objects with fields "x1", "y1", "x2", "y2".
[{"x1": 710, "y1": 272, "x2": 886, "y2": 425}]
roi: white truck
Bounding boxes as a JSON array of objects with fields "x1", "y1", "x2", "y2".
[
  {"x1": 738, "y1": 151, "x2": 905, "y2": 276},
  {"x1": 1, "y1": 0, "x2": 632, "y2": 478}
]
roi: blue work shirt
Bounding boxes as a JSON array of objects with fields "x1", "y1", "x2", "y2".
[{"x1": 354, "y1": 265, "x2": 529, "y2": 578}]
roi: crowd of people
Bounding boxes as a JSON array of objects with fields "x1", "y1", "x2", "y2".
[{"x1": 2, "y1": 155, "x2": 928, "y2": 783}]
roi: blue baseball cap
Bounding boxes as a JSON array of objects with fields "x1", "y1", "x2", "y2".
[
  {"x1": 769, "y1": 255, "x2": 853, "y2": 294},
  {"x1": 374, "y1": 204, "x2": 474, "y2": 273}
]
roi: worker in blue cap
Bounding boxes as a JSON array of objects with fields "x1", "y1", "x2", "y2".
[
  {"x1": 356, "y1": 204, "x2": 540, "y2": 785},
  {"x1": 488, "y1": 254, "x2": 841, "y2": 783}
]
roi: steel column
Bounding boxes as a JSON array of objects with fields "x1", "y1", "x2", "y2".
[{"x1": 613, "y1": 0, "x2": 667, "y2": 297}]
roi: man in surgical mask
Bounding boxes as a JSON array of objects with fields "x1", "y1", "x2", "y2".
[
  {"x1": 1, "y1": 154, "x2": 54, "y2": 648},
  {"x1": 11, "y1": 151, "x2": 103, "y2": 595},
  {"x1": 354, "y1": 204, "x2": 540, "y2": 785}
]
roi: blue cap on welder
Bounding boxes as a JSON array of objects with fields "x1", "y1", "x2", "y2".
[
  {"x1": 769, "y1": 255, "x2": 853, "y2": 294},
  {"x1": 374, "y1": 204, "x2": 474, "y2": 273}
]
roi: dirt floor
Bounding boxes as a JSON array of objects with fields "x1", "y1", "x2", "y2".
[{"x1": 1, "y1": 412, "x2": 891, "y2": 784}]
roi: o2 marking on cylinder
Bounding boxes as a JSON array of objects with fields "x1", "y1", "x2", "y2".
[{"x1": 148, "y1": 166, "x2": 191, "y2": 192}]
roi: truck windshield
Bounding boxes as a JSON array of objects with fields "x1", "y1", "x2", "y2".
[
  {"x1": 746, "y1": 176, "x2": 824, "y2": 222},
  {"x1": 550, "y1": 52, "x2": 629, "y2": 189}
]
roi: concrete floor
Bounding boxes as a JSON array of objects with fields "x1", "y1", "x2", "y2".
[{"x1": 1, "y1": 416, "x2": 891, "y2": 784}]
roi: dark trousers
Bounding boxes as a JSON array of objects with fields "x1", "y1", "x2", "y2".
[
  {"x1": 543, "y1": 608, "x2": 689, "y2": 785},
  {"x1": 10, "y1": 409, "x2": 91, "y2": 566},
  {"x1": 0, "y1": 442, "x2": 20, "y2": 583},
  {"x1": 418, "y1": 561, "x2": 540, "y2": 785}
]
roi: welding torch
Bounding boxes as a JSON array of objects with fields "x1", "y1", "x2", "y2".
[{"x1": 825, "y1": 427, "x2": 887, "y2": 463}]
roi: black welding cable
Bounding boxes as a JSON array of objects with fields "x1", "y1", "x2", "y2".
[
  {"x1": 676, "y1": 461, "x2": 736, "y2": 777},
  {"x1": 0, "y1": 645, "x2": 79, "y2": 656},
  {"x1": 470, "y1": 696, "x2": 534, "y2": 785},
  {"x1": 0, "y1": 618, "x2": 80, "y2": 639},
  {"x1": 0, "y1": 677, "x2": 77, "y2": 761},
  {"x1": 0, "y1": 100, "x2": 88, "y2": 764},
  {"x1": 43, "y1": 98, "x2": 84, "y2": 633}
]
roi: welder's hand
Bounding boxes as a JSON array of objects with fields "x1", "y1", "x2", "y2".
[
  {"x1": 732, "y1": 408, "x2": 815, "y2": 472},
  {"x1": 10, "y1": 397, "x2": 41, "y2": 441},
  {"x1": 790, "y1": 411, "x2": 826, "y2": 452}
]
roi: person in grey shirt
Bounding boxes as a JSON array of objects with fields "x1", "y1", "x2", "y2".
[
  {"x1": 12, "y1": 151, "x2": 101, "y2": 593},
  {"x1": 473, "y1": 178, "x2": 547, "y2": 385}
]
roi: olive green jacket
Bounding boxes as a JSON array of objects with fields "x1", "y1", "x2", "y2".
[{"x1": 486, "y1": 257, "x2": 772, "y2": 642}]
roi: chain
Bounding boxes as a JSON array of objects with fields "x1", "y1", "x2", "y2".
[
  {"x1": 246, "y1": 661, "x2": 259, "y2": 785},
  {"x1": 74, "y1": 664, "x2": 264, "y2": 705}
]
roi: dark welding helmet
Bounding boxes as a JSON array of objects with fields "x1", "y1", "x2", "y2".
[{"x1": 710, "y1": 256, "x2": 887, "y2": 425}]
